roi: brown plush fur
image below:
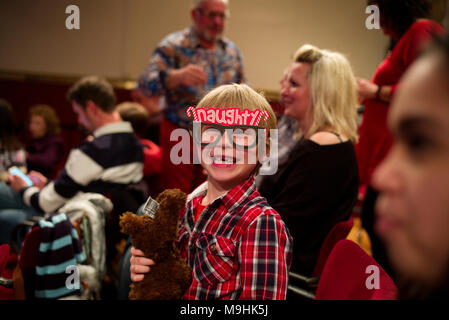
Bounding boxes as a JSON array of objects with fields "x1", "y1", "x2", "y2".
[{"x1": 119, "y1": 189, "x2": 192, "y2": 300}]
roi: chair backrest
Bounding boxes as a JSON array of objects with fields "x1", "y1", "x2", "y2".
[
  {"x1": 315, "y1": 239, "x2": 398, "y2": 300},
  {"x1": 0, "y1": 244, "x2": 21, "y2": 300},
  {"x1": 0, "y1": 244, "x2": 16, "y2": 299},
  {"x1": 346, "y1": 216, "x2": 372, "y2": 256},
  {"x1": 312, "y1": 219, "x2": 354, "y2": 277}
]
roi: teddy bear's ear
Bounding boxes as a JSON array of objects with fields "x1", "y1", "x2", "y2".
[
  {"x1": 119, "y1": 211, "x2": 137, "y2": 234},
  {"x1": 141, "y1": 196, "x2": 159, "y2": 219}
]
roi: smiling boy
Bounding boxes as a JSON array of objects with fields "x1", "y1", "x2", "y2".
[{"x1": 130, "y1": 84, "x2": 292, "y2": 300}]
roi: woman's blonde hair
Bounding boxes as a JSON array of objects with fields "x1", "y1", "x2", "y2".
[{"x1": 294, "y1": 44, "x2": 359, "y2": 143}]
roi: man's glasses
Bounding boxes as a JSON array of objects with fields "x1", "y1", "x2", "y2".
[
  {"x1": 196, "y1": 8, "x2": 228, "y2": 20},
  {"x1": 190, "y1": 122, "x2": 263, "y2": 149}
]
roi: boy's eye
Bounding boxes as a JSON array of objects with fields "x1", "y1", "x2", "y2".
[
  {"x1": 201, "y1": 128, "x2": 221, "y2": 143},
  {"x1": 232, "y1": 128, "x2": 257, "y2": 147}
]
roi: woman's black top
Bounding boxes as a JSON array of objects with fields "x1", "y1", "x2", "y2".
[{"x1": 258, "y1": 137, "x2": 359, "y2": 276}]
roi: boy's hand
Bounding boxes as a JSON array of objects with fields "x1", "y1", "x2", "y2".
[{"x1": 130, "y1": 247, "x2": 155, "y2": 282}]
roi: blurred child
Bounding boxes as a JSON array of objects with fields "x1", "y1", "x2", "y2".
[{"x1": 117, "y1": 102, "x2": 161, "y2": 177}]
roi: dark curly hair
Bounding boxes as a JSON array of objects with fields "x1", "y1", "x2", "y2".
[
  {"x1": 368, "y1": 0, "x2": 431, "y2": 37},
  {"x1": 28, "y1": 104, "x2": 61, "y2": 136}
]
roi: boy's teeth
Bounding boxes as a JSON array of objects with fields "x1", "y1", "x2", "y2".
[{"x1": 215, "y1": 157, "x2": 234, "y2": 164}]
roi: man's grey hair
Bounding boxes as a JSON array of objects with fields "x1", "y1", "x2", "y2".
[{"x1": 192, "y1": 0, "x2": 229, "y2": 10}]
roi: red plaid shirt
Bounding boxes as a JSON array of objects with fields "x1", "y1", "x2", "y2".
[{"x1": 178, "y1": 177, "x2": 293, "y2": 300}]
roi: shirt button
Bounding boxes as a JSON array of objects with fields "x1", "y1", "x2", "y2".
[
  {"x1": 209, "y1": 244, "x2": 216, "y2": 252},
  {"x1": 189, "y1": 243, "x2": 195, "y2": 250}
]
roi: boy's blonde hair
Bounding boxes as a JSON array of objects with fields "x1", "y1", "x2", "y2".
[
  {"x1": 196, "y1": 83, "x2": 277, "y2": 134},
  {"x1": 195, "y1": 83, "x2": 277, "y2": 173},
  {"x1": 294, "y1": 44, "x2": 359, "y2": 143}
]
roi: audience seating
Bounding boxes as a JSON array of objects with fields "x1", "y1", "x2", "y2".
[
  {"x1": 288, "y1": 219, "x2": 354, "y2": 300},
  {"x1": 315, "y1": 239, "x2": 397, "y2": 300},
  {"x1": 312, "y1": 218, "x2": 354, "y2": 277}
]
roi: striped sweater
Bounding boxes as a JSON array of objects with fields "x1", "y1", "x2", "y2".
[
  {"x1": 35, "y1": 212, "x2": 86, "y2": 299},
  {"x1": 21, "y1": 122, "x2": 144, "y2": 213}
]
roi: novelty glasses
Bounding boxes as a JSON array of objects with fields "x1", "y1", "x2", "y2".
[{"x1": 190, "y1": 122, "x2": 265, "y2": 149}]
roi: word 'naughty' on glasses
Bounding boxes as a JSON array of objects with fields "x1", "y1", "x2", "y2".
[
  {"x1": 190, "y1": 122, "x2": 264, "y2": 149},
  {"x1": 187, "y1": 107, "x2": 269, "y2": 127}
]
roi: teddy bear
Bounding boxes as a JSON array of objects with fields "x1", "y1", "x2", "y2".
[{"x1": 119, "y1": 189, "x2": 192, "y2": 300}]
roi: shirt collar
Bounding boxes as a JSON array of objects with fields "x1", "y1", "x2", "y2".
[
  {"x1": 188, "y1": 175, "x2": 256, "y2": 212},
  {"x1": 93, "y1": 121, "x2": 133, "y2": 138}
]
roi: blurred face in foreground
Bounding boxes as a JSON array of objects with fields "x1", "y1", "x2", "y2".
[{"x1": 373, "y1": 51, "x2": 449, "y2": 287}]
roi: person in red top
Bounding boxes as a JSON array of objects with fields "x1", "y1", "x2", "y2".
[
  {"x1": 130, "y1": 84, "x2": 293, "y2": 300},
  {"x1": 356, "y1": 0, "x2": 445, "y2": 274},
  {"x1": 357, "y1": 0, "x2": 445, "y2": 187}
]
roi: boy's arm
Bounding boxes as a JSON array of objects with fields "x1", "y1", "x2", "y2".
[{"x1": 239, "y1": 213, "x2": 293, "y2": 300}]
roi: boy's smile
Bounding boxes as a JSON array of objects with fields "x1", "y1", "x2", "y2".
[{"x1": 211, "y1": 154, "x2": 237, "y2": 167}]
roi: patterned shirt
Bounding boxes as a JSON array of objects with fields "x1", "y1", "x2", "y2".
[
  {"x1": 138, "y1": 26, "x2": 246, "y2": 128},
  {"x1": 178, "y1": 177, "x2": 293, "y2": 300}
]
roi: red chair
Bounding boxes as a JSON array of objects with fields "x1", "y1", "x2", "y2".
[
  {"x1": 315, "y1": 239, "x2": 397, "y2": 300},
  {"x1": 0, "y1": 244, "x2": 19, "y2": 300},
  {"x1": 288, "y1": 219, "x2": 354, "y2": 300},
  {"x1": 311, "y1": 218, "x2": 354, "y2": 277}
]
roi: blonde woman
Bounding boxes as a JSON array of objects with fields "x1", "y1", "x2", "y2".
[{"x1": 258, "y1": 44, "x2": 359, "y2": 276}]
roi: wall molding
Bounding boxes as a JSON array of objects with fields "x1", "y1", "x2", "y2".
[{"x1": 0, "y1": 69, "x2": 280, "y2": 102}]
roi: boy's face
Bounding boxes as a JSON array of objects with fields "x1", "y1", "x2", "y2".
[{"x1": 195, "y1": 123, "x2": 263, "y2": 190}]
